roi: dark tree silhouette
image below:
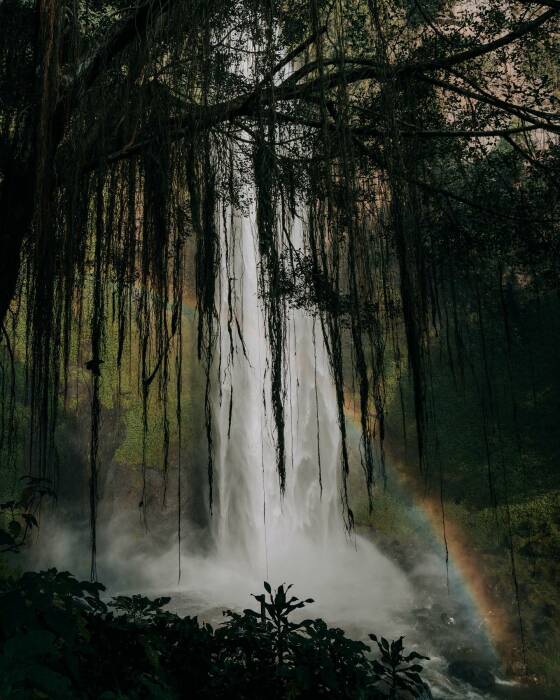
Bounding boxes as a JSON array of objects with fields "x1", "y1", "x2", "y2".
[{"x1": 0, "y1": 0, "x2": 559, "y2": 575}]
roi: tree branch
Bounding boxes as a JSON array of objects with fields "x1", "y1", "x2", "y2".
[
  {"x1": 518, "y1": 0, "x2": 560, "y2": 9},
  {"x1": 418, "y1": 74, "x2": 560, "y2": 135},
  {"x1": 73, "y1": 4, "x2": 560, "y2": 170},
  {"x1": 274, "y1": 7, "x2": 559, "y2": 99},
  {"x1": 65, "y1": 0, "x2": 172, "y2": 107},
  {"x1": 409, "y1": 6, "x2": 558, "y2": 73}
]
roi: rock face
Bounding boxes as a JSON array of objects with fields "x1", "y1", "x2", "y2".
[{"x1": 448, "y1": 660, "x2": 496, "y2": 692}]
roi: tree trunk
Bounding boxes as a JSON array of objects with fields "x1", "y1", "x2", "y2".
[{"x1": 0, "y1": 168, "x2": 33, "y2": 324}]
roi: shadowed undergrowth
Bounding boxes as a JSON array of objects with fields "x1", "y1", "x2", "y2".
[{"x1": 0, "y1": 571, "x2": 431, "y2": 700}]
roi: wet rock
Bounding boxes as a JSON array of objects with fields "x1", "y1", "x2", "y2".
[
  {"x1": 510, "y1": 660, "x2": 526, "y2": 676},
  {"x1": 439, "y1": 611, "x2": 456, "y2": 626},
  {"x1": 539, "y1": 602, "x2": 556, "y2": 619},
  {"x1": 534, "y1": 619, "x2": 554, "y2": 644},
  {"x1": 448, "y1": 660, "x2": 496, "y2": 692},
  {"x1": 518, "y1": 541, "x2": 539, "y2": 557},
  {"x1": 411, "y1": 607, "x2": 431, "y2": 624},
  {"x1": 515, "y1": 520, "x2": 532, "y2": 537}
]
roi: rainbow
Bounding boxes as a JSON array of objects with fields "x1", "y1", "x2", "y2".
[
  {"x1": 179, "y1": 296, "x2": 511, "y2": 662},
  {"x1": 344, "y1": 407, "x2": 512, "y2": 663}
]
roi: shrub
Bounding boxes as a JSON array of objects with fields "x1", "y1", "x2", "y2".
[{"x1": 0, "y1": 571, "x2": 430, "y2": 699}]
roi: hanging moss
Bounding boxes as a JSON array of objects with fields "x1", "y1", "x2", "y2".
[{"x1": 0, "y1": 0, "x2": 558, "y2": 605}]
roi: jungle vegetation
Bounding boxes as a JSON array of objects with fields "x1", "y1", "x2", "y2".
[
  {"x1": 0, "y1": 570, "x2": 433, "y2": 699},
  {"x1": 1, "y1": 0, "x2": 560, "y2": 694}
]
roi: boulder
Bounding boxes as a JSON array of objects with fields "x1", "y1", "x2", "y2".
[{"x1": 448, "y1": 660, "x2": 496, "y2": 692}]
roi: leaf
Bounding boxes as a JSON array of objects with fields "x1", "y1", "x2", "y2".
[
  {"x1": 0, "y1": 529, "x2": 16, "y2": 546},
  {"x1": 403, "y1": 671, "x2": 423, "y2": 683},
  {"x1": 8, "y1": 520, "x2": 22, "y2": 538},
  {"x1": 153, "y1": 597, "x2": 171, "y2": 608},
  {"x1": 16, "y1": 664, "x2": 74, "y2": 699},
  {"x1": 406, "y1": 664, "x2": 424, "y2": 673},
  {"x1": 3, "y1": 630, "x2": 57, "y2": 660},
  {"x1": 396, "y1": 676, "x2": 414, "y2": 690},
  {"x1": 404, "y1": 651, "x2": 430, "y2": 662}
]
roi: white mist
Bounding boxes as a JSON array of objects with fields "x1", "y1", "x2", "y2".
[{"x1": 166, "y1": 198, "x2": 413, "y2": 638}]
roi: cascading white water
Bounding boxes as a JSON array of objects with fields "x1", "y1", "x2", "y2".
[
  {"x1": 179, "y1": 194, "x2": 415, "y2": 635},
  {"x1": 23, "y1": 189, "x2": 502, "y2": 700},
  {"x1": 26, "y1": 135, "x2": 499, "y2": 700},
  {"x1": 25, "y1": 78, "x2": 502, "y2": 700},
  {"x1": 183, "y1": 199, "x2": 501, "y2": 699}
]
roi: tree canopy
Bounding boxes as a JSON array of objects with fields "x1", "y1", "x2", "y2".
[{"x1": 0, "y1": 0, "x2": 559, "y2": 574}]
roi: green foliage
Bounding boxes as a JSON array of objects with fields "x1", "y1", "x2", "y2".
[
  {"x1": 0, "y1": 477, "x2": 54, "y2": 554},
  {"x1": 249, "y1": 582, "x2": 314, "y2": 662},
  {"x1": 0, "y1": 572, "x2": 431, "y2": 699},
  {"x1": 353, "y1": 275, "x2": 560, "y2": 685},
  {"x1": 110, "y1": 594, "x2": 173, "y2": 623},
  {"x1": 369, "y1": 635, "x2": 430, "y2": 700},
  {"x1": 0, "y1": 570, "x2": 105, "y2": 700}
]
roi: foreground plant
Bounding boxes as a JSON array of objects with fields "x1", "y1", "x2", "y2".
[
  {"x1": 370, "y1": 634, "x2": 430, "y2": 699},
  {"x1": 0, "y1": 571, "x2": 431, "y2": 699},
  {"x1": 0, "y1": 477, "x2": 55, "y2": 554}
]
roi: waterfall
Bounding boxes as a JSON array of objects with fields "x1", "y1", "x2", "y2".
[
  {"x1": 182, "y1": 193, "x2": 414, "y2": 633},
  {"x1": 213, "y1": 204, "x2": 338, "y2": 563},
  {"x1": 25, "y1": 143, "x2": 498, "y2": 700}
]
